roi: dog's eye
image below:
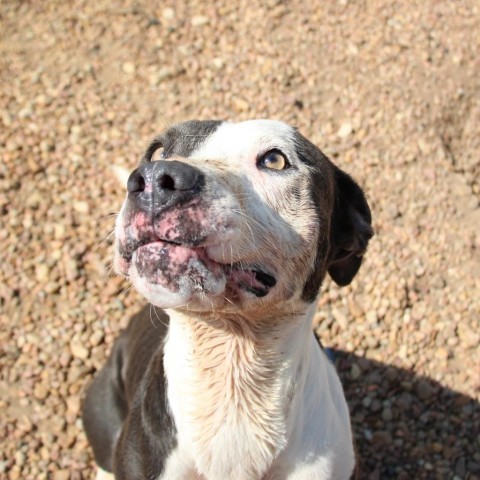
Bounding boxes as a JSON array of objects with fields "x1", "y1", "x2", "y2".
[
  {"x1": 151, "y1": 145, "x2": 165, "y2": 161},
  {"x1": 258, "y1": 150, "x2": 289, "y2": 171}
]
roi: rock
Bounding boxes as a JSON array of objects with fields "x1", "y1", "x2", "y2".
[
  {"x1": 435, "y1": 347, "x2": 450, "y2": 360},
  {"x1": 369, "y1": 399, "x2": 382, "y2": 412},
  {"x1": 371, "y1": 430, "x2": 392, "y2": 445},
  {"x1": 65, "y1": 259, "x2": 80, "y2": 281},
  {"x1": 191, "y1": 15, "x2": 209, "y2": 26},
  {"x1": 232, "y1": 97, "x2": 249, "y2": 112},
  {"x1": 162, "y1": 8, "x2": 175, "y2": 20},
  {"x1": 212, "y1": 58, "x2": 225, "y2": 70},
  {"x1": 53, "y1": 469, "x2": 70, "y2": 480},
  {"x1": 14, "y1": 451, "x2": 25, "y2": 465},
  {"x1": 397, "y1": 393, "x2": 413, "y2": 410},
  {"x1": 337, "y1": 122, "x2": 353, "y2": 139},
  {"x1": 44, "y1": 281, "x2": 61, "y2": 294},
  {"x1": 73, "y1": 201, "x2": 89, "y2": 214},
  {"x1": 430, "y1": 442, "x2": 443, "y2": 453},
  {"x1": 455, "y1": 457, "x2": 466, "y2": 477},
  {"x1": 69, "y1": 341, "x2": 89, "y2": 360},
  {"x1": 332, "y1": 307, "x2": 348, "y2": 329},
  {"x1": 59, "y1": 351, "x2": 73, "y2": 368},
  {"x1": 350, "y1": 363, "x2": 361, "y2": 380},
  {"x1": 35, "y1": 264, "x2": 50, "y2": 282},
  {"x1": 89, "y1": 330, "x2": 104, "y2": 347},
  {"x1": 416, "y1": 380, "x2": 434, "y2": 400},
  {"x1": 67, "y1": 365, "x2": 89, "y2": 383},
  {"x1": 382, "y1": 407, "x2": 393, "y2": 422},
  {"x1": 34, "y1": 384, "x2": 49, "y2": 400},
  {"x1": 365, "y1": 310, "x2": 378, "y2": 325},
  {"x1": 348, "y1": 299, "x2": 364, "y2": 318},
  {"x1": 458, "y1": 325, "x2": 480, "y2": 348},
  {"x1": 122, "y1": 62, "x2": 136, "y2": 74},
  {"x1": 66, "y1": 396, "x2": 80, "y2": 416}
]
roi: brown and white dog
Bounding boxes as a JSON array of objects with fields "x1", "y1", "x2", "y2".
[{"x1": 82, "y1": 120, "x2": 373, "y2": 480}]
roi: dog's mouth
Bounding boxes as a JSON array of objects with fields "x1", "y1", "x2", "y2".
[
  {"x1": 118, "y1": 236, "x2": 277, "y2": 299},
  {"x1": 226, "y1": 264, "x2": 277, "y2": 298}
]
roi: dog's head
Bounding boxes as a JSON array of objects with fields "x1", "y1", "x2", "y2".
[{"x1": 114, "y1": 120, "x2": 372, "y2": 316}]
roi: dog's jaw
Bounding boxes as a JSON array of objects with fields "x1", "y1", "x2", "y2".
[
  {"x1": 114, "y1": 203, "x2": 281, "y2": 310},
  {"x1": 115, "y1": 239, "x2": 280, "y2": 310},
  {"x1": 128, "y1": 242, "x2": 227, "y2": 308}
]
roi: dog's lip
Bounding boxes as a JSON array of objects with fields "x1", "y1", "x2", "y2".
[
  {"x1": 122, "y1": 237, "x2": 277, "y2": 295},
  {"x1": 226, "y1": 267, "x2": 277, "y2": 297},
  {"x1": 121, "y1": 236, "x2": 194, "y2": 261}
]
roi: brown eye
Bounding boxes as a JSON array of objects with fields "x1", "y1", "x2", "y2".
[
  {"x1": 151, "y1": 145, "x2": 165, "y2": 161},
  {"x1": 144, "y1": 140, "x2": 165, "y2": 163},
  {"x1": 258, "y1": 150, "x2": 289, "y2": 171}
]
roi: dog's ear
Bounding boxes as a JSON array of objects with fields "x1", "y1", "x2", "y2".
[{"x1": 328, "y1": 167, "x2": 373, "y2": 286}]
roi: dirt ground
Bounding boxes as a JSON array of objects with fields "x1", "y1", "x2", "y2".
[{"x1": 1, "y1": 1, "x2": 479, "y2": 479}]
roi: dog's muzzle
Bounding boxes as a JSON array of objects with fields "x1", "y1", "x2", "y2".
[{"x1": 115, "y1": 160, "x2": 278, "y2": 307}]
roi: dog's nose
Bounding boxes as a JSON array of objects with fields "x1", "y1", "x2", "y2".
[{"x1": 127, "y1": 160, "x2": 204, "y2": 211}]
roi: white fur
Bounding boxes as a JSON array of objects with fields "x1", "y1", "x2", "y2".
[
  {"x1": 159, "y1": 448, "x2": 202, "y2": 480},
  {"x1": 192, "y1": 120, "x2": 297, "y2": 166},
  {"x1": 95, "y1": 468, "x2": 115, "y2": 480},
  {"x1": 163, "y1": 304, "x2": 354, "y2": 480}
]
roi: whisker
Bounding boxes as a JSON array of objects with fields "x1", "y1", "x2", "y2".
[
  {"x1": 96, "y1": 212, "x2": 119, "y2": 223},
  {"x1": 93, "y1": 228, "x2": 116, "y2": 253},
  {"x1": 118, "y1": 282, "x2": 135, "y2": 299},
  {"x1": 152, "y1": 305, "x2": 168, "y2": 328}
]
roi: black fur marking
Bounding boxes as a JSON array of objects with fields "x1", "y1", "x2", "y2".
[
  {"x1": 292, "y1": 130, "x2": 372, "y2": 300},
  {"x1": 327, "y1": 167, "x2": 373, "y2": 286},
  {"x1": 292, "y1": 130, "x2": 334, "y2": 302},
  {"x1": 82, "y1": 307, "x2": 177, "y2": 479},
  {"x1": 143, "y1": 120, "x2": 224, "y2": 162}
]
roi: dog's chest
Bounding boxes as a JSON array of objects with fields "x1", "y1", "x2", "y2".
[{"x1": 163, "y1": 318, "x2": 289, "y2": 479}]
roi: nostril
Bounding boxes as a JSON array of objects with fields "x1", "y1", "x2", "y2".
[
  {"x1": 127, "y1": 171, "x2": 146, "y2": 193},
  {"x1": 159, "y1": 174, "x2": 175, "y2": 191},
  {"x1": 136, "y1": 176, "x2": 146, "y2": 192}
]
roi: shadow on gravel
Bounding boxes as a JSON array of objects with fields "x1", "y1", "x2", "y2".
[{"x1": 331, "y1": 350, "x2": 479, "y2": 480}]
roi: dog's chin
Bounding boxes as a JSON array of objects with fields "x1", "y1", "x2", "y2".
[
  {"x1": 115, "y1": 240, "x2": 278, "y2": 309},
  {"x1": 130, "y1": 270, "x2": 227, "y2": 309},
  {"x1": 126, "y1": 242, "x2": 227, "y2": 309}
]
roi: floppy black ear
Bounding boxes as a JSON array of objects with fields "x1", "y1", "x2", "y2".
[{"x1": 328, "y1": 167, "x2": 373, "y2": 286}]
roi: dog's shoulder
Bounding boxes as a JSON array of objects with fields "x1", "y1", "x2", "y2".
[
  {"x1": 83, "y1": 306, "x2": 178, "y2": 479},
  {"x1": 113, "y1": 306, "x2": 178, "y2": 479},
  {"x1": 120, "y1": 306, "x2": 170, "y2": 396}
]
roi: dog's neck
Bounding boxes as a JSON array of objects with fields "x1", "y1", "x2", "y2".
[{"x1": 163, "y1": 303, "x2": 317, "y2": 479}]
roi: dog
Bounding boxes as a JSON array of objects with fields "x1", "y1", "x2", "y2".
[{"x1": 82, "y1": 119, "x2": 373, "y2": 480}]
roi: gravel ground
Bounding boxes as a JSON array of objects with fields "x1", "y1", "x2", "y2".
[{"x1": 1, "y1": 1, "x2": 479, "y2": 479}]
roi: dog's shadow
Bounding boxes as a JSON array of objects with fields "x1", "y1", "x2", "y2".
[{"x1": 328, "y1": 349, "x2": 479, "y2": 479}]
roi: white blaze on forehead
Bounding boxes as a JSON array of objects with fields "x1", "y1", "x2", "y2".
[{"x1": 191, "y1": 120, "x2": 296, "y2": 163}]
